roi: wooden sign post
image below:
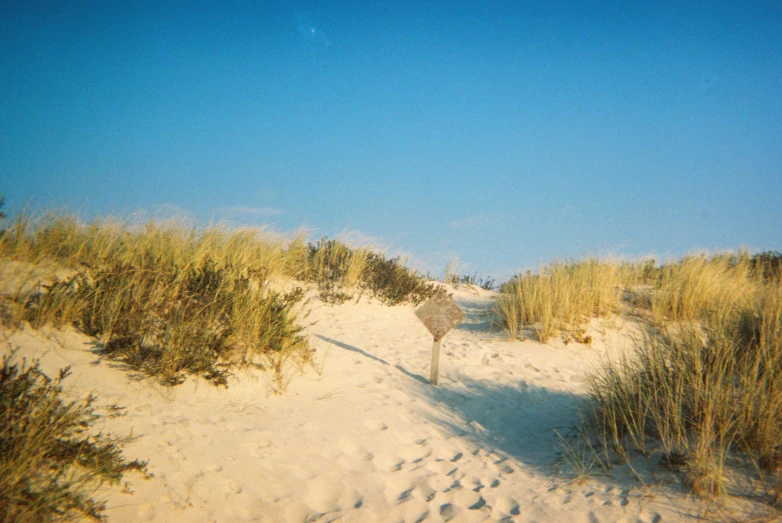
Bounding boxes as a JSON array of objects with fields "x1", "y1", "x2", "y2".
[{"x1": 415, "y1": 290, "x2": 464, "y2": 385}]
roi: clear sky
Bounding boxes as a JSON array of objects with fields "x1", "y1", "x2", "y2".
[{"x1": 2, "y1": 1, "x2": 781, "y2": 279}]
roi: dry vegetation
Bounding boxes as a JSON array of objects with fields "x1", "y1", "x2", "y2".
[
  {"x1": 0, "y1": 211, "x2": 438, "y2": 384},
  {"x1": 493, "y1": 258, "x2": 626, "y2": 342},
  {"x1": 0, "y1": 353, "x2": 149, "y2": 522},
  {"x1": 0, "y1": 207, "x2": 438, "y2": 521},
  {"x1": 2, "y1": 203, "x2": 779, "y2": 515},
  {"x1": 495, "y1": 252, "x2": 782, "y2": 506}
]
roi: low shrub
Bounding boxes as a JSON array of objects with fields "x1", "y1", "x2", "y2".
[
  {"x1": 0, "y1": 354, "x2": 148, "y2": 522},
  {"x1": 363, "y1": 252, "x2": 439, "y2": 306},
  {"x1": 305, "y1": 238, "x2": 438, "y2": 306},
  {"x1": 444, "y1": 271, "x2": 495, "y2": 291}
]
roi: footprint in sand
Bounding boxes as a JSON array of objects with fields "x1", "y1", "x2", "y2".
[
  {"x1": 283, "y1": 500, "x2": 313, "y2": 523},
  {"x1": 433, "y1": 444, "x2": 463, "y2": 462},
  {"x1": 414, "y1": 480, "x2": 437, "y2": 501},
  {"x1": 136, "y1": 503, "x2": 156, "y2": 521},
  {"x1": 304, "y1": 476, "x2": 345, "y2": 514},
  {"x1": 383, "y1": 473, "x2": 416, "y2": 503},
  {"x1": 391, "y1": 498, "x2": 429, "y2": 522},
  {"x1": 439, "y1": 502, "x2": 465, "y2": 521},
  {"x1": 480, "y1": 476, "x2": 500, "y2": 489},
  {"x1": 364, "y1": 419, "x2": 388, "y2": 431},
  {"x1": 396, "y1": 443, "x2": 431, "y2": 463},
  {"x1": 464, "y1": 475, "x2": 483, "y2": 492},
  {"x1": 400, "y1": 431, "x2": 428, "y2": 445},
  {"x1": 430, "y1": 475, "x2": 459, "y2": 492},
  {"x1": 489, "y1": 495, "x2": 520, "y2": 517},
  {"x1": 374, "y1": 452, "x2": 406, "y2": 472},
  {"x1": 221, "y1": 478, "x2": 243, "y2": 494},
  {"x1": 453, "y1": 488, "x2": 485, "y2": 509},
  {"x1": 339, "y1": 438, "x2": 373, "y2": 460},
  {"x1": 426, "y1": 460, "x2": 458, "y2": 476}
]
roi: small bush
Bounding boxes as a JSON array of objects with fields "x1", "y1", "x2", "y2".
[
  {"x1": 751, "y1": 251, "x2": 782, "y2": 283},
  {"x1": 305, "y1": 238, "x2": 365, "y2": 304},
  {"x1": 444, "y1": 271, "x2": 495, "y2": 291},
  {"x1": 363, "y1": 252, "x2": 439, "y2": 306},
  {"x1": 305, "y1": 238, "x2": 438, "y2": 306},
  {"x1": 0, "y1": 354, "x2": 148, "y2": 522}
]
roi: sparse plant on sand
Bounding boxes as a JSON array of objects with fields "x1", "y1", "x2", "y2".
[{"x1": 0, "y1": 352, "x2": 149, "y2": 522}]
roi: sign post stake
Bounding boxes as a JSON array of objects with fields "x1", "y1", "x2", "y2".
[
  {"x1": 415, "y1": 290, "x2": 464, "y2": 386},
  {"x1": 430, "y1": 336, "x2": 443, "y2": 385}
]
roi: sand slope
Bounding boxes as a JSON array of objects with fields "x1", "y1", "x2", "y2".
[{"x1": 2, "y1": 285, "x2": 762, "y2": 522}]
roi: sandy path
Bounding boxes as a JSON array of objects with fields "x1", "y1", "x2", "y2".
[{"x1": 3, "y1": 285, "x2": 748, "y2": 522}]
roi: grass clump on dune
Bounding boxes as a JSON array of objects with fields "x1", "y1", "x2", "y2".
[
  {"x1": 493, "y1": 258, "x2": 623, "y2": 342},
  {"x1": 649, "y1": 252, "x2": 761, "y2": 326},
  {"x1": 497, "y1": 251, "x2": 782, "y2": 501},
  {"x1": 589, "y1": 280, "x2": 782, "y2": 497},
  {"x1": 21, "y1": 258, "x2": 307, "y2": 386},
  {"x1": 574, "y1": 251, "x2": 782, "y2": 501},
  {"x1": 0, "y1": 353, "x2": 149, "y2": 523}
]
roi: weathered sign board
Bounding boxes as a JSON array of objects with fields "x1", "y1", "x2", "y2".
[{"x1": 415, "y1": 290, "x2": 464, "y2": 385}]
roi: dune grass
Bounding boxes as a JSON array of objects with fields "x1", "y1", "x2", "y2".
[
  {"x1": 0, "y1": 213, "x2": 311, "y2": 386},
  {"x1": 496, "y1": 252, "x2": 782, "y2": 501},
  {"x1": 493, "y1": 258, "x2": 624, "y2": 342},
  {"x1": 0, "y1": 209, "x2": 438, "y2": 386},
  {"x1": 554, "y1": 251, "x2": 781, "y2": 502},
  {"x1": 0, "y1": 207, "x2": 439, "y2": 518},
  {"x1": 588, "y1": 280, "x2": 781, "y2": 497},
  {"x1": 649, "y1": 252, "x2": 761, "y2": 326},
  {"x1": 0, "y1": 353, "x2": 149, "y2": 523}
]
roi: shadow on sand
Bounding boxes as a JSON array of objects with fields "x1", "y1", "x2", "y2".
[
  {"x1": 315, "y1": 335, "x2": 429, "y2": 385},
  {"x1": 315, "y1": 334, "x2": 584, "y2": 472}
]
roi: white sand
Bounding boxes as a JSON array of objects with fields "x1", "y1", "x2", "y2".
[{"x1": 2, "y1": 284, "x2": 771, "y2": 522}]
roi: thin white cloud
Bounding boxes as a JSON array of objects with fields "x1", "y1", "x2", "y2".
[
  {"x1": 216, "y1": 206, "x2": 285, "y2": 217},
  {"x1": 448, "y1": 216, "x2": 489, "y2": 229}
]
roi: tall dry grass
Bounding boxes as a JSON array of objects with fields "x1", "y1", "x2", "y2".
[
  {"x1": 587, "y1": 253, "x2": 782, "y2": 498},
  {"x1": 0, "y1": 210, "x2": 439, "y2": 384},
  {"x1": 493, "y1": 258, "x2": 623, "y2": 341},
  {"x1": 0, "y1": 212, "x2": 313, "y2": 386},
  {"x1": 650, "y1": 252, "x2": 760, "y2": 326},
  {"x1": 0, "y1": 212, "x2": 303, "y2": 282}
]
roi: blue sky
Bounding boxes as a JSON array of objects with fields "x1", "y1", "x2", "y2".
[{"x1": 2, "y1": 1, "x2": 781, "y2": 279}]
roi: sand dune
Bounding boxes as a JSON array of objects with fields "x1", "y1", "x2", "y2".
[{"x1": 2, "y1": 285, "x2": 758, "y2": 522}]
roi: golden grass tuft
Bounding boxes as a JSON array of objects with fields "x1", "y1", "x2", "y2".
[
  {"x1": 493, "y1": 258, "x2": 623, "y2": 342},
  {"x1": 587, "y1": 256, "x2": 782, "y2": 499}
]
